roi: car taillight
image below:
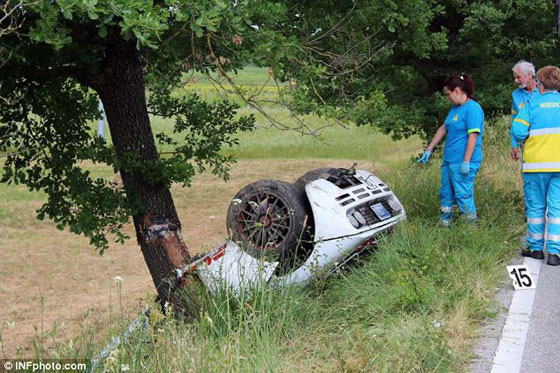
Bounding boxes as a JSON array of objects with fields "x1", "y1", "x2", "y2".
[
  {"x1": 348, "y1": 210, "x2": 366, "y2": 228},
  {"x1": 388, "y1": 198, "x2": 402, "y2": 213}
]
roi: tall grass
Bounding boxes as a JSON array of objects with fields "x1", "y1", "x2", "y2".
[{"x1": 76, "y1": 116, "x2": 523, "y2": 372}]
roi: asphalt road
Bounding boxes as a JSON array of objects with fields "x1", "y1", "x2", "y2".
[
  {"x1": 520, "y1": 257, "x2": 560, "y2": 372},
  {"x1": 471, "y1": 254, "x2": 560, "y2": 373}
]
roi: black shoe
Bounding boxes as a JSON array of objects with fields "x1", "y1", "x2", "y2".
[
  {"x1": 547, "y1": 254, "x2": 560, "y2": 266},
  {"x1": 521, "y1": 249, "x2": 544, "y2": 260}
]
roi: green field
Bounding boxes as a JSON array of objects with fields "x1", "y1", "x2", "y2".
[
  {"x1": 146, "y1": 66, "x2": 422, "y2": 165},
  {"x1": 150, "y1": 109, "x2": 421, "y2": 164}
]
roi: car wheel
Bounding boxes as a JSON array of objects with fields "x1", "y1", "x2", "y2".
[{"x1": 226, "y1": 180, "x2": 312, "y2": 263}]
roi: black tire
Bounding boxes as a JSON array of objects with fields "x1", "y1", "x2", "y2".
[
  {"x1": 226, "y1": 180, "x2": 312, "y2": 263},
  {"x1": 293, "y1": 167, "x2": 340, "y2": 191}
]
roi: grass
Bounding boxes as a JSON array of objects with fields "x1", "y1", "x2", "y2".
[
  {"x1": 184, "y1": 65, "x2": 279, "y2": 87},
  {"x1": 128, "y1": 66, "x2": 421, "y2": 165},
  {"x1": 34, "y1": 117, "x2": 522, "y2": 372},
  {"x1": 1, "y1": 66, "x2": 525, "y2": 371},
  {"x1": 150, "y1": 108, "x2": 420, "y2": 166},
  {"x1": 70, "y1": 125, "x2": 522, "y2": 371},
  {"x1": 0, "y1": 158, "x2": 388, "y2": 359}
]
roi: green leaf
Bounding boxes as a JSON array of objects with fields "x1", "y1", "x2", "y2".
[
  {"x1": 98, "y1": 25, "x2": 107, "y2": 38},
  {"x1": 193, "y1": 25, "x2": 204, "y2": 38},
  {"x1": 62, "y1": 9, "x2": 73, "y2": 20}
]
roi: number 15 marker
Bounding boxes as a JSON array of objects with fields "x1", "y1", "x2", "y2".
[{"x1": 507, "y1": 265, "x2": 536, "y2": 290}]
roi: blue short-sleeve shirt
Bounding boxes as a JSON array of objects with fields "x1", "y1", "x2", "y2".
[{"x1": 443, "y1": 99, "x2": 484, "y2": 164}]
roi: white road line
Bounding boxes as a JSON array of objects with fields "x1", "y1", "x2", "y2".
[{"x1": 491, "y1": 258, "x2": 542, "y2": 373}]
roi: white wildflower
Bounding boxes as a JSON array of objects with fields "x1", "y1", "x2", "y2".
[{"x1": 432, "y1": 320, "x2": 443, "y2": 329}]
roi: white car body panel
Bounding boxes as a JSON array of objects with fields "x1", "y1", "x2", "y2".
[
  {"x1": 181, "y1": 170, "x2": 405, "y2": 293},
  {"x1": 187, "y1": 240, "x2": 279, "y2": 294}
]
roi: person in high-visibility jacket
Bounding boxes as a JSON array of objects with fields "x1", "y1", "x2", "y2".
[
  {"x1": 511, "y1": 65, "x2": 560, "y2": 265},
  {"x1": 417, "y1": 74, "x2": 484, "y2": 226},
  {"x1": 511, "y1": 60, "x2": 540, "y2": 161}
]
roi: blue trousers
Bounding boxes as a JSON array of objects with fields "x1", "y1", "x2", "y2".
[
  {"x1": 439, "y1": 162, "x2": 480, "y2": 226},
  {"x1": 523, "y1": 172, "x2": 560, "y2": 254}
]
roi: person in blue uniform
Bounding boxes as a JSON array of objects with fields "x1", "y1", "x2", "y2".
[
  {"x1": 511, "y1": 60, "x2": 540, "y2": 161},
  {"x1": 511, "y1": 65, "x2": 560, "y2": 265},
  {"x1": 417, "y1": 74, "x2": 484, "y2": 226}
]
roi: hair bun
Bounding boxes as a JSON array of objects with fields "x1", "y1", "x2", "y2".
[{"x1": 443, "y1": 74, "x2": 475, "y2": 99}]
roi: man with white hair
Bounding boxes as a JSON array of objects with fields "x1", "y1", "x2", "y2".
[
  {"x1": 511, "y1": 60, "x2": 540, "y2": 161},
  {"x1": 511, "y1": 66, "x2": 560, "y2": 265}
]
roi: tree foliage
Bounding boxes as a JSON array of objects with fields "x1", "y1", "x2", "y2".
[
  {"x1": 273, "y1": 0, "x2": 560, "y2": 139},
  {"x1": 0, "y1": 0, "x2": 270, "y2": 251}
]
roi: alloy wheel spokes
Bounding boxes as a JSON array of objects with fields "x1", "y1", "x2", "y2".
[{"x1": 239, "y1": 194, "x2": 291, "y2": 250}]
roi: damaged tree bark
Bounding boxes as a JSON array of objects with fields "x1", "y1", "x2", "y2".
[{"x1": 89, "y1": 36, "x2": 191, "y2": 306}]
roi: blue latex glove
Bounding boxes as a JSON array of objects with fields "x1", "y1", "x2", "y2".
[
  {"x1": 416, "y1": 150, "x2": 432, "y2": 165},
  {"x1": 460, "y1": 161, "x2": 470, "y2": 176}
]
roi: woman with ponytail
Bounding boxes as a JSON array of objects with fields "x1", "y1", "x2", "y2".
[{"x1": 417, "y1": 74, "x2": 485, "y2": 227}]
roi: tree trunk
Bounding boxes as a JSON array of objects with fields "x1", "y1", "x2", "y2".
[{"x1": 94, "y1": 36, "x2": 191, "y2": 307}]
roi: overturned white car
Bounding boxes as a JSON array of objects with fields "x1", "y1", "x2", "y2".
[{"x1": 178, "y1": 167, "x2": 405, "y2": 293}]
